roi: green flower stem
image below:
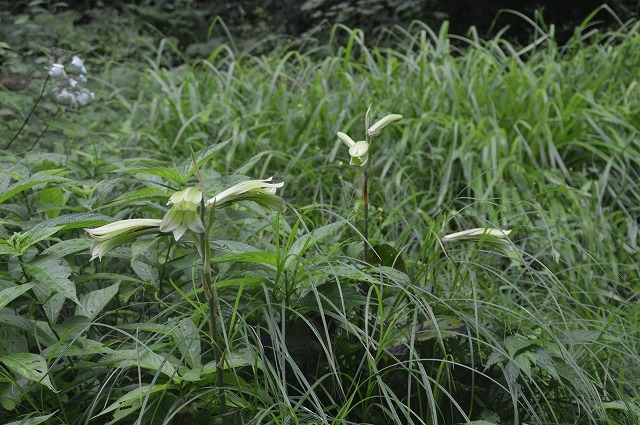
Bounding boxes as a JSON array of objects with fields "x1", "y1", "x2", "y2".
[
  {"x1": 362, "y1": 135, "x2": 371, "y2": 263},
  {"x1": 363, "y1": 168, "x2": 369, "y2": 262},
  {"x1": 198, "y1": 203, "x2": 227, "y2": 417}
]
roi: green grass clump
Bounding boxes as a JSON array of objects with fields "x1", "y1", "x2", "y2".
[{"x1": 0, "y1": 8, "x2": 639, "y2": 425}]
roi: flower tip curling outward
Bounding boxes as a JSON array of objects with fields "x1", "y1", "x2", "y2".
[
  {"x1": 337, "y1": 132, "x2": 356, "y2": 148},
  {"x1": 338, "y1": 132, "x2": 369, "y2": 167},
  {"x1": 367, "y1": 114, "x2": 403, "y2": 137},
  {"x1": 441, "y1": 227, "x2": 512, "y2": 243},
  {"x1": 85, "y1": 218, "x2": 162, "y2": 261},
  {"x1": 204, "y1": 178, "x2": 286, "y2": 213},
  {"x1": 160, "y1": 187, "x2": 206, "y2": 241}
]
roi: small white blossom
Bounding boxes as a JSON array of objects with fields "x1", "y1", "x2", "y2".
[{"x1": 71, "y1": 55, "x2": 88, "y2": 73}]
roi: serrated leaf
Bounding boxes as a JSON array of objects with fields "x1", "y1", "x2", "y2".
[
  {"x1": 24, "y1": 256, "x2": 79, "y2": 304},
  {"x1": 0, "y1": 353, "x2": 56, "y2": 392},
  {"x1": 114, "y1": 164, "x2": 184, "y2": 185},
  {"x1": 170, "y1": 318, "x2": 201, "y2": 369},
  {"x1": 3, "y1": 413, "x2": 56, "y2": 425},
  {"x1": 0, "y1": 283, "x2": 35, "y2": 310},
  {"x1": 75, "y1": 282, "x2": 120, "y2": 320},
  {"x1": 0, "y1": 170, "x2": 68, "y2": 204},
  {"x1": 93, "y1": 384, "x2": 168, "y2": 418}
]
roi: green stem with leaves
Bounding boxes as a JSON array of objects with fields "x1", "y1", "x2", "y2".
[{"x1": 198, "y1": 202, "x2": 227, "y2": 417}]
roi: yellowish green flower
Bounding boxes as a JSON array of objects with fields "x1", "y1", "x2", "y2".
[
  {"x1": 366, "y1": 113, "x2": 403, "y2": 137},
  {"x1": 160, "y1": 187, "x2": 205, "y2": 241},
  {"x1": 205, "y1": 178, "x2": 286, "y2": 212},
  {"x1": 441, "y1": 227, "x2": 512, "y2": 243},
  {"x1": 85, "y1": 219, "x2": 162, "y2": 260},
  {"x1": 337, "y1": 132, "x2": 369, "y2": 166}
]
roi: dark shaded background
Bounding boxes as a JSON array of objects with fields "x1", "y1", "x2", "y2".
[{"x1": 2, "y1": 0, "x2": 639, "y2": 52}]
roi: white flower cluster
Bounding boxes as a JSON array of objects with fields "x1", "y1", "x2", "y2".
[{"x1": 48, "y1": 55, "x2": 95, "y2": 107}]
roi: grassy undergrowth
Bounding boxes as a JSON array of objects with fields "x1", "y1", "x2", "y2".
[{"x1": 1, "y1": 8, "x2": 639, "y2": 425}]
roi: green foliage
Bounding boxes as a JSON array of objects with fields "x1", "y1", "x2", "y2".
[{"x1": 0, "y1": 5, "x2": 639, "y2": 425}]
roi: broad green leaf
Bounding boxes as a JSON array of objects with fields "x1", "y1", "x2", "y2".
[
  {"x1": 602, "y1": 401, "x2": 640, "y2": 418},
  {"x1": 24, "y1": 256, "x2": 79, "y2": 304},
  {"x1": 21, "y1": 213, "x2": 113, "y2": 253},
  {"x1": 42, "y1": 238, "x2": 92, "y2": 257},
  {"x1": 210, "y1": 251, "x2": 278, "y2": 268},
  {"x1": 178, "y1": 139, "x2": 230, "y2": 180},
  {"x1": 0, "y1": 283, "x2": 35, "y2": 310},
  {"x1": 114, "y1": 164, "x2": 184, "y2": 185},
  {"x1": 93, "y1": 384, "x2": 168, "y2": 419},
  {"x1": 107, "y1": 187, "x2": 169, "y2": 208},
  {"x1": 0, "y1": 327, "x2": 28, "y2": 354},
  {"x1": 504, "y1": 335, "x2": 540, "y2": 357},
  {"x1": 0, "y1": 241, "x2": 19, "y2": 256},
  {"x1": 101, "y1": 349, "x2": 177, "y2": 378},
  {"x1": 75, "y1": 282, "x2": 120, "y2": 320},
  {"x1": 38, "y1": 187, "x2": 64, "y2": 218},
  {"x1": 170, "y1": 318, "x2": 201, "y2": 369},
  {"x1": 300, "y1": 281, "x2": 366, "y2": 313},
  {"x1": 0, "y1": 377, "x2": 30, "y2": 410},
  {"x1": 468, "y1": 421, "x2": 501, "y2": 425},
  {"x1": 285, "y1": 220, "x2": 346, "y2": 270},
  {"x1": 3, "y1": 413, "x2": 56, "y2": 425},
  {"x1": 0, "y1": 170, "x2": 68, "y2": 204},
  {"x1": 41, "y1": 337, "x2": 114, "y2": 359},
  {"x1": 0, "y1": 313, "x2": 57, "y2": 345},
  {"x1": 0, "y1": 353, "x2": 56, "y2": 392},
  {"x1": 42, "y1": 293, "x2": 66, "y2": 324}
]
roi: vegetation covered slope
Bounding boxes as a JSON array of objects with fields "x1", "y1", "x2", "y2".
[{"x1": 0, "y1": 8, "x2": 639, "y2": 425}]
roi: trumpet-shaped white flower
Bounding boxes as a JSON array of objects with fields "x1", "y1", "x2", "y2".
[
  {"x1": 85, "y1": 219, "x2": 162, "y2": 260},
  {"x1": 367, "y1": 113, "x2": 403, "y2": 137},
  {"x1": 160, "y1": 187, "x2": 205, "y2": 241},
  {"x1": 205, "y1": 178, "x2": 286, "y2": 212},
  {"x1": 441, "y1": 228, "x2": 512, "y2": 243},
  {"x1": 337, "y1": 132, "x2": 369, "y2": 166}
]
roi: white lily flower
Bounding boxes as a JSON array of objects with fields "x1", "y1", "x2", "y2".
[
  {"x1": 71, "y1": 55, "x2": 88, "y2": 74},
  {"x1": 160, "y1": 187, "x2": 205, "y2": 241},
  {"x1": 337, "y1": 132, "x2": 369, "y2": 166},
  {"x1": 205, "y1": 178, "x2": 286, "y2": 212},
  {"x1": 367, "y1": 113, "x2": 403, "y2": 137},
  {"x1": 85, "y1": 219, "x2": 162, "y2": 260},
  {"x1": 441, "y1": 228, "x2": 512, "y2": 243}
]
